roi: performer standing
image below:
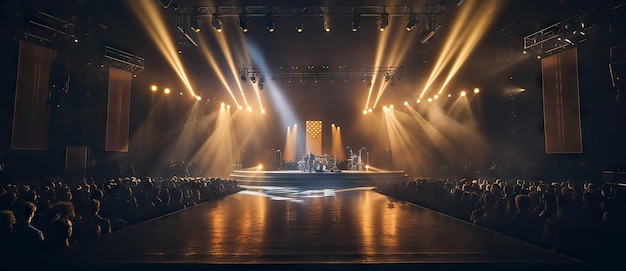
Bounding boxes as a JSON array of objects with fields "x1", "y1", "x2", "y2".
[{"x1": 307, "y1": 150, "x2": 315, "y2": 173}]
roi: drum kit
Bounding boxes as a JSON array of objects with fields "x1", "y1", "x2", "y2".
[{"x1": 297, "y1": 154, "x2": 338, "y2": 172}]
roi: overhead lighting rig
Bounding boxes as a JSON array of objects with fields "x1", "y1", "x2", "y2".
[
  {"x1": 165, "y1": 4, "x2": 446, "y2": 34},
  {"x1": 523, "y1": 14, "x2": 591, "y2": 58},
  {"x1": 237, "y1": 66, "x2": 401, "y2": 85}
]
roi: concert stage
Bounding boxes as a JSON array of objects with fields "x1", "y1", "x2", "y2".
[{"x1": 230, "y1": 169, "x2": 408, "y2": 187}]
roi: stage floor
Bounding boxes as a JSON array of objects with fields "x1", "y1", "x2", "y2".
[
  {"x1": 230, "y1": 169, "x2": 408, "y2": 187},
  {"x1": 33, "y1": 186, "x2": 580, "y2": 271}
]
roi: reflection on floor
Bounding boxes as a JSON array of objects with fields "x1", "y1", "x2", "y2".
[{"x1": 34, "y1": 185, "x2": 581, "y2": 271}]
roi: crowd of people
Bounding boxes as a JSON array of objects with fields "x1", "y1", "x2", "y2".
[
  {"x1": 0, "y1": 175, "x2": 243, "y2": 262},
  {"x1": 374, "y1": 177, "x2": 626, "y2": 269}
]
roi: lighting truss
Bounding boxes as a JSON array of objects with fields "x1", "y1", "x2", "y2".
[
  {"x1": 104, "y1": 45, "x2": 145, "y2": 75},
  {"x1": 523, "y1": 14, "x2": 590, "y2": 57},
  {"x1": 167, "y1": 4, "x2": 446, "y2": 32},
  {"x1": 238, "y1": 66, "x2": 401, "y2": 83},
  {"x1": 23, "y1": 11, "x2": 75, "y2": 45}
]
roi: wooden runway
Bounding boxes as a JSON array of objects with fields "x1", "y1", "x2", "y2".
[{"x1": 33, "y1": 187, "x2": 580, "y2": 271}]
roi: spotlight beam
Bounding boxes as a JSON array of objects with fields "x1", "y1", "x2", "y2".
[{"x1": 129, "y1": 0, "x2": 196, "y2": 97}]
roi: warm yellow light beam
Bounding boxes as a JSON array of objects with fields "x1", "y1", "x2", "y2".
[
  {"x1": 197, "y1": 32, "x2": 241, "y2": 107},
  {"x1": 129, "y1": 0, "x2": 196, "y2": 97},
  {"x1": 371, "y1": 19, "x2": 419, "y2": 108},
  {"x1": 435, "y1": 1, "x2": 502, "y2": 95},
  {"x1": 212, "y1": 29, "x2": 251, "y2": 107},
  {"x1": 419, "y1": 0, "x2": 503, "y2": 99}
]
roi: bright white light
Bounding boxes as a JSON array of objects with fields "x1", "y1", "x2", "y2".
[
  {"x1": 247, "y1": 106, "x2": 252, "y2": 112},
  {"x1": 164, "y1": 88, "x2": 171, "y2": 94},
  {"x1": 226, "y1": 105, "x2": 231, "y2": 110},
  {"x1": 257, "y1": 164, "x2": 263, "y2": 170},
  {"x1": 363, "y1": 109, "x2": 368, "y2": 115},
  {"x1": 417, "y1": 99, "x2": 421, "y2": 103},
  {"x1": 237, "y1": 105, "x2": 243, "y2": 110},
  {"x1": 427, "y1": 98, "x2": 433, "y2": 103},
  {"x1": 448, "y1": 93, "x2": 452, "y2": 98},
  {"x1": 390, "y1": 105, "x2": 394, "y2": 109},
  {"x1": 460, "y1": 91, "x2": 467, "y2": 96},
  {"x1": 195, "y1": 95, "x2": 201, "y2": 101},
  {"x1": 434, "y1": 95, "x2": 439, "y2": 99},
  {"x1": 368, "y1": 108, "x2": 372, "y2": 113},
  {"x1": 404, "y1": 101, "x2": 409, "y2": 106},
  {"x1": 151, "y1": 85, "x2": 158, "y2": 91},
  {"x1": 474, "y1": 88, "x2": 480, "y2": 93}
]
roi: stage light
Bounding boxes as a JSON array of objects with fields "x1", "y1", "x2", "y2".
[
  {"x1": 239, "y1": 13, "x2": 249, "y2": 33},
  {"x1": 179, "y1": 92, "x2": 183, "y2": 96},
  {"x1": 448, "y1": 93, "x2": 452, "y2": 98},
  {"x1": 250, "y1": 74, "x2": 256, "y2": 83},
  {"x1": 434, "y1": 94, "x2": 439, "y2": 99},
  {"x1": 261, "y1": 109, "x2": 266, "y2": 114},
  {"x1": 390, "y1": 104, "x2": 394, "y2": 109},
  {"x1": 195, "y1": 95, "x2": 201, "y2": 101},
  {"x1": 295, "y1": 20, "x2": 303, "y2": 33},
  {"x1": 427, "y1": 98, "x2": 433, "y2": 102},
  {"x1": 150, "y1": 85, "x2": 157, "y2": 91},
  {"x1": 191, "y1": 16, "x2": 201, "y2": 33},
  {"x1": 404, "y1": 101, "x2": 409, "y2": 106},
  {"x1": 314, "y1": 77, "x2": 319, "y2": 83},
  {"x1": 377, "y1": 11, "x2": 389, "y2": 31},
  {"x1": 363, "y1": 109, "x2": 368, "y2": 115},
  {"x1": 406, "y1": 14, "x2": 418, "y2": 31},
  {"x1": 240, "y1": 75, "x2": 247, "y2": 82},
  {"x1": 237, "y1": 105, "x2": 243, "y2": 110},
  {"x1": 324, "y1": 20, "x2": 331, "y2": 32},
  {"x1": 247, "y1": 106, "x2": 252, "y2": 112},
  {"x1": 460, "y1": 91, "x2": 467, "y2": 96},
  {"x1": 351, "y1": 13, "x2": 361, "y2": 32},
  {"x1": 368, "y1": 108, "x2": 372, "y2": 113},
  {"x1": 226, "y1": 105, "x2": 231, "y2": 110},
  {"x1": 418, "y1": 24, "x2": 441, "y2": 44},
  {"x1": 521, "y1": 88, "x2": 526, "y2": 92},
  {"x1": 417, "y1": 99, "x2": 421, "y2": 103},
  {"x1": 164, "y1": 88, "x2": 171, "y2": 94},
  {"x1": 212, "y1": 13, "x2": 223, "y2": 32},
  {"x1": 474, "y1": 88, "x2": 480, "y2": 93},
  {"x1": 266, "y1": 11, "x2": 275, "y2": 33},
  {"x1": 384, "y1": 73, "x2": 391, "y2": 82}
]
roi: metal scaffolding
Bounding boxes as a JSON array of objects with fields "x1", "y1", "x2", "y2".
[{"x1": 523, "y1": 14, "x2": 590, "y2": 58}]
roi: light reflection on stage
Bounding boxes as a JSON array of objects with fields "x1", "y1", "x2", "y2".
[
  {"x1": 238, "y1": 185, "x2": 377, "y2": 203},
  {"x1": 39, "y1": 183, "x2": 578, "y2": 271}
]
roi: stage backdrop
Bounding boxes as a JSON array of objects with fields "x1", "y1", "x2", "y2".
[
  {"x1": 305, "y1": 120, "x2": 322, "y2": 155},
  {"x1": 12, "y1": 41, "x2": 56, "y2": 150},
  {"x1": 542, "y1": 48, "x2": 583, "y2": 154},
  {"x1": 105, "y1": 67, "x2": 132, "y2": 152}
]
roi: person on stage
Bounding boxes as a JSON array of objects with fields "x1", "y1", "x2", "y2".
[{"x1": 307, "y1": 151, "x2": 315, "y2": 173}]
